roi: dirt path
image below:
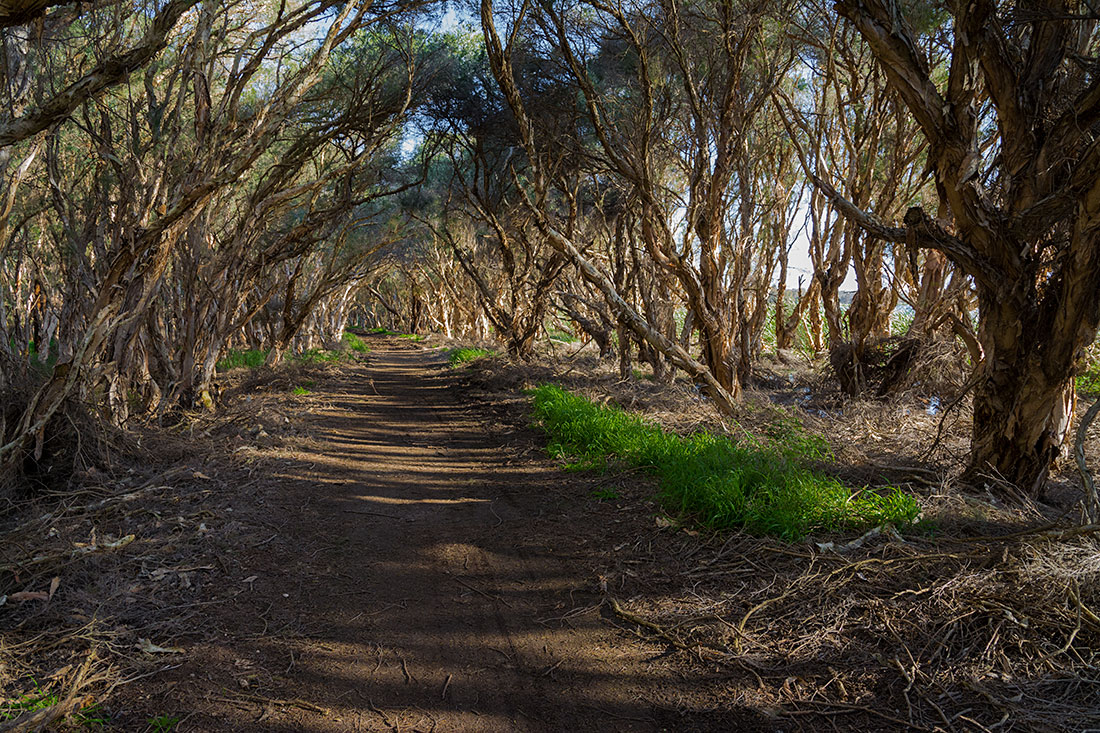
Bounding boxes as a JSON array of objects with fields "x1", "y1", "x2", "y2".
[{"x1": 151, "y1": 342, "x2": 697, "y2": 732}]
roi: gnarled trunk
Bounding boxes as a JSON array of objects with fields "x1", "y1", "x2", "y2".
[{"x1": 964, "y1": 287, "x2": 1078, "y2": 493}]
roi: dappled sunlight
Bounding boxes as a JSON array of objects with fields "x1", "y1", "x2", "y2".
[
  {"x1": 142, "y1": 347, "x2": 693, "y2": 732},
  {"x1": 351, "y1": 494, "x2": 491, "y2": 506}
]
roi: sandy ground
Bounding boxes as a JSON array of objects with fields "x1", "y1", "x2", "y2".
[{"x1": 119, "y1": 341, "x2": 721, "y2": 732}]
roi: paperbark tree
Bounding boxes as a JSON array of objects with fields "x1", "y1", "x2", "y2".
[
  {"x1": 832, "y1": 0, "x2": 1100, "y2": 491},
  {"x1": 479, "y1": 0, "x2": 743, "y2": 411},
  {"x1": 0, "y1": 0, "x2": 416, "y2": 470}
]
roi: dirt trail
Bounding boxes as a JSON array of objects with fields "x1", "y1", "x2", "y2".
[{"x1": 158, "y1": 342, "x2": 691, "y2": 732}]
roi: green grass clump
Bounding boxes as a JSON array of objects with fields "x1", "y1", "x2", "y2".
[
  {"x1": 218, "y1": 339, "x2": 369, "y2": 372},
  {"x1": 291, "y1": 385, "x2": 310, "y2": 395},
  {"x1": 531, "y1": 385, "x2": 920, "y2": 540},
  {"x1": 367, "y1": 327, "x2": 424, "y2": 342},
  {"x1": 292, "y1": 348, "x2": 342, "y2": 364},
  {"x1": 1, "y1": 682, "x2": 109, "y2": 726},
  {"x1": 148, "y1": 714, "x2": 180, "y2": 732},
  {"x1": 448, "y1": 347, "x2": 496, "y2": 366},
  {"x1": 547, "y1": 328, "x2": 578, "y2": 343},
  {"x1": 216, "y1": 348, "x2": 269, "y2": 370},
  {"x1": 342, "y1": 331, "x2": 370, "y2": 353}
]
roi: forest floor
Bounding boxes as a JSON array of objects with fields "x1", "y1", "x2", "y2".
[{"x1": 2, "y1": 334, "x2": 1099, "y2": 732}]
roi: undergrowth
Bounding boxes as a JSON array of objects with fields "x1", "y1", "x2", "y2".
[
  {"x1": 342, "y1": 331, "x2": 370, "y2": 353},
  {"x1": 216, "y1": 348, "x2": 269, "y2": 370},
  {"x1": 531, "y1": 385, "x2": 920, "y2": 540},
  {"x1": 367, "y1": 327, "x2": 425, "y2": 341},
  {"x1": 294, "y1": 348, "x2": 342, "y2": 364},
  {"x1": 448, "y1": 347, "x2": 496, "y2": 366},
  {"x1": 0, "y1": 683, "x2": 108, "y2": 728},
  {"x1": 1077, "y1": 340, "x2": 1100, "y2": 397},
  {"x1": 217, "y1": 332, "x2": 368, "y2": 371}
]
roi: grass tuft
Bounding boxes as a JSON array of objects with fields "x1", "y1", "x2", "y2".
[
  {"x1": 216, "y1": 348, "x2": 269, "y2": 371},
  {"x1": 447, "y1": 347, "x2": 496, "y2": 367},
  {"x1": 0, "y1": 682, "x2": 109, "y2": 726},
  {"x1": 368, "y1": 327, "x2": 425, "y2": 341},
  {"x1": 531, "y1": 384, "x2": 920, "y2": 540},
  {"x1": 148, "y1": 714, "x2": 180, "y2": 732},
  {"x1": 342, "y1": 331, "x2": 370, "y2": 353}
]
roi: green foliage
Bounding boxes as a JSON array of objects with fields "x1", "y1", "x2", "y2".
[
  {"x1": 890, "y1": 306, "x2": 916, "y2": 336},
  {"x1": 546, "y1": 327, "x2": 577, "y2": 343},
  {"x1": 367, "y1": 327, "x2": 425, "y2": 341},
  {"x1": 0, "y1": 682, "x2": 108, "y2": 728},
  {"x1": 218, "y1": 338, "x2": 370, "y2": 371},
  {"x1": 291, "y1": 386, "x2": 310, "y2": 395},
  {"x1": 1077, "y1": 340, "x2": 1100, "y2": 397},
  {"x1": 342, "y1": 331, "x2": 370, "y2": 353},
  {"x1": 292, "y1": 348, "x2": 343, "y2": 364},
  {"x1": 761, "y1": 412, "x2": 834, "y2": 462},
  {"x1": 531, "y1": 385, "x2": 920, "y2": 540},
  {"x1": 1, "y1": 687, "x2": 61, "y2": 721},
  {"x1": 215, "y1": 349, "x2": 269, "y2": 370},
  {"x1": 24, "y1": 338, "x2": 61, "y2": 374},
  {"x1": 447, "y1": 347, "x2": 496, "y2": 366},
  {"x1": 147, "y1": 715, "x2": 180, "y2": 732}
]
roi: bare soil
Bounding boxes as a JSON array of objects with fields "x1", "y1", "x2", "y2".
[
  {"x1": 97, "y1": 337, "x2": 745, "y2": 731},
  {"x1": 4, "y1": 335, "x2": 1098, "y2": 732}
]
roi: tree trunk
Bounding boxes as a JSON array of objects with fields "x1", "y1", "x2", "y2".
[
  {"x1": 617, "y1": 322, "x2": 631, "y2": 380},
  {"x1": 964, "y1": 289, "x2": 1076, "y2": 493}
]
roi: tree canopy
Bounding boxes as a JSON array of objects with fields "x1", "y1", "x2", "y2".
[{"x1": 2, "y1": 0, "x2": 1100, "y2": 510}]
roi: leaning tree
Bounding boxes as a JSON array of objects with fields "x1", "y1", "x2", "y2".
[{"x1": 827, "y1": 0, "x2": 1100, "y2": 492}]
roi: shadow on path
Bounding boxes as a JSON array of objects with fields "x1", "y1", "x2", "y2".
[{"x1": 163, "y1": 345, "x2": 706, "y2": 732}]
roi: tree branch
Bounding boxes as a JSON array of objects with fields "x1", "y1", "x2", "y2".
[{"x1": 0, "y1": 0, "x2": 202, "y2": 147}]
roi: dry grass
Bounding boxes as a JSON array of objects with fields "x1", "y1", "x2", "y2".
[
  {"x1": 6, "y1": 337, "x2": 1100, "y2": 730},
  {"x1": 465, "y1": 342, "x2": 1100, "y2": 731},
  {"x1": 594, "y1": 525, "x2": 1100, "y2": 731},
  {"x1": 0, "y1": 358, "x2": 351, "y2": 728}
]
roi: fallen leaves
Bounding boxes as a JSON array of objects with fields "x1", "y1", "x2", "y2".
[
  {"x1": 0, "y1": 577, "x2": 60, "y2": 606},
  {"x1": 136, "y1": 638, "x2": 185, "y2": 654}
]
